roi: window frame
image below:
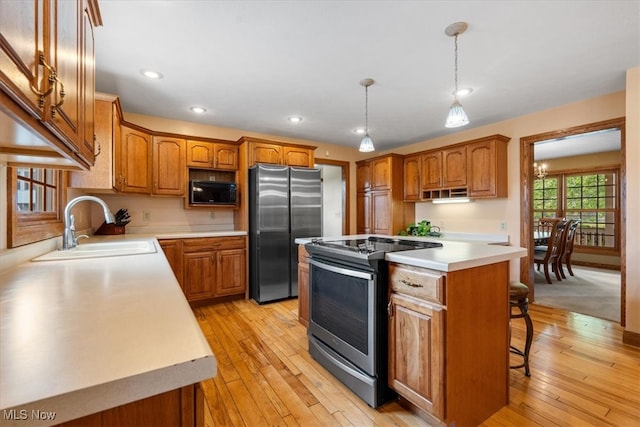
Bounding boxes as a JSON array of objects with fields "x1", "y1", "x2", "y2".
[
  {"x1": 532, "y1": 165, "x2": 620, "y2": 256},
  {"x1": 7, "y1": 166, "x2": 66, "y2": 248}
]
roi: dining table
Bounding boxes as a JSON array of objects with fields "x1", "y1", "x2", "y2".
[{"x1": 533, "y1": 230, "x2": 551, "y2": 246}]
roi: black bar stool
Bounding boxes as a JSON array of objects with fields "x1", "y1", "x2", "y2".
[{"x1": 509, "y1": 281, "x2": 533, "y2": 376}]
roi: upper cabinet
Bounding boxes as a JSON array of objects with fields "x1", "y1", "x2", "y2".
[
  {"x1": 240, "y1": 137, "x2": 316, "y2": 168},
  {"x1": 116, "y1": 125, "x2": 152, "y2": 193},
  {"x1": 0, "y1": 0, "x2": 102, "y2": 169},
  {"x1": 404, "y1": 134, "x2": 510, "y2": 201},
  {"x1": 152, "y1": 136, "x2": 185, "y2": 196},
  {"x1": 186, "y1": 140, "x2": 238, "y2": 170}
]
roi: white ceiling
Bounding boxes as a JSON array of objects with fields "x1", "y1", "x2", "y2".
[{"x1": 94, "y1": 1, "x2": 639, "y2": 153}]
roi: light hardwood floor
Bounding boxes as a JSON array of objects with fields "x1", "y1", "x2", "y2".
[{"x1": 193, "y1": 299, "x2": 640, "y2": 426}]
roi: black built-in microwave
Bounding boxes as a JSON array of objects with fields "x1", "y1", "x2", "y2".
[{"x1": 189, "y1": 180, "x2": 237, "y2": 205}]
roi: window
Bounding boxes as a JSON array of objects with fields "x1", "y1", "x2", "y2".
[
  {"x1": 533, "y1": 167, "x2": 619, "y2": 253},
  {"x1": 7, "y1": 167, "x2": 66, "y2": 248}
]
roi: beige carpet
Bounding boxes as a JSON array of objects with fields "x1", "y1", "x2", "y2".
[{"x1": 532, "y1": 265, "x2": 621, "y2": 322}]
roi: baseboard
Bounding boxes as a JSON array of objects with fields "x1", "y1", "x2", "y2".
[
  {"x1": 572, "y1": 261, "x2": 621, "y2": 271},
  {"x1": 622, "y1": 330, "x2": 640, "y2": 347}
]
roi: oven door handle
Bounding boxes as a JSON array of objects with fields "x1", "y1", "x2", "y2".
[{"x1": 308, "y1": 258, "x2": 374, "y2": 280}]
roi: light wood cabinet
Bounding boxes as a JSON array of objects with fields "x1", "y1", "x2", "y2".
[
  {"x1": 158, "y1": 239, "x2": 184, "y2": 292},
  {"x1": 467, "y1": 135, "x2": 510, "y2": 198},
  {"x1": 186, "y1": 140, "x2": 238, "y2": 170},
  {"x1": 55, "y1": 383, "x2": 202, "y2": 427},
  {"x1": 0, "y1": 0, "x2": 101, "y2": 168},
  {"x1": 163, "y1": 236, "x2": 247, "y2": 303},
  {"x1": 403, "y1": 154, "x2": 421, "y2": 201},
  {"x1": 420, "y1": 146, "x2": 466, "y2": 191},
  {"x1": 356, "y1": 154, "x2": 409, "y2": 236},
  {"x1": 116, "y1": 125, "x2": 152, "y2": 193},
  {"x1": 297, "y1": 244, "x2": 310, "y2": 327},
  {"x1": 240, "y1": 137, "x2": 316, "y2": 167},
  {"x1": 388, "y1": 261, "x2": 510, "y2": 426},
  {"x1": 152, "y1": 136, "x2": 185, "y2": 196}
]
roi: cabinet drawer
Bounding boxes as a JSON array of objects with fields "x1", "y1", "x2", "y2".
[
  {"x1": 183, "y1": 236, "x2": 245, "y2": 253},
  {"x1": 389, "y1": 263, "x2": 445, "y2": 305}
]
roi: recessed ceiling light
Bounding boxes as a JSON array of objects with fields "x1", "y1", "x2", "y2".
[
  {"x1": 454, "y1": 88, "x2": 473, "y2": 97},
  {"x1": 190, "y1": 106, "x2": 207, "y2": 114},
  {"x1": 141, "y1": 70, "x2": 163, "y2": 79},
  {"x1": 288, "y1": 116, "x2": 303, "y2": 123},
  {"x1": 353, "y1": 128, "x2": 366, "y2": 135}
]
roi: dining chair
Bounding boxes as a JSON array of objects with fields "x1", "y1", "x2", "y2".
[
  {"x1": 559, "y1": 219, "x2": 581, "y2": 278},
  {"x1": 533, "y1": 218, "x2": 566, "y2": 284}
]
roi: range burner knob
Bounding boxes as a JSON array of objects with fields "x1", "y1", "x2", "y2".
[{"x1": 311, "y1": 238, "x2": 322, "y2": 245}]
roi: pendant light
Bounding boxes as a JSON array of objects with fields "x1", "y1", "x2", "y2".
[
  {"x1": 445, "y1": 22, "x2": 469, "y2": 128},
  {"x1": 359, "y1": 78, "x2": 375, "y2": 152}
]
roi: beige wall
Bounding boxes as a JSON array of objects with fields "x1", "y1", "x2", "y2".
[{"x1": 625, "y1": 67, "x2": 639, "y2": 334}]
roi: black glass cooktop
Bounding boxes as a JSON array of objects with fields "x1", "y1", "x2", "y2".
[{"x1": 312, "y1": 236, "x2": 442, "y2": 255}]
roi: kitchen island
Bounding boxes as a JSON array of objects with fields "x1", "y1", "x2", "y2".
[
  {"x1": 0, "y1": 237, "x2": 217, "y2": 427},
  {"x1": 298, "y1": 234, "x2": 526, "y2": 426}
]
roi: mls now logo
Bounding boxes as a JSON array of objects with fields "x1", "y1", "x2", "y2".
[{"x1": 3, "y1": 409, "x2": 56, "y2": 420}]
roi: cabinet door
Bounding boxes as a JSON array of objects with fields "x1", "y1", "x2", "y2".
[
  {"x1": 371, "y1": 157, "x2": 392, "y2": 190},
  {"x1": 46, "y1": 0, "x2": 83, "y2": 150},
  {"x1": 183, "y1": 252, "x2": 216, "y2": 301},
  {"x1": 467, "y1": 138, "x2": 508, "y2": 198},
  {"x1": 442, "y1": 147, "x2": 467, "y2": 187},
  {"x1": 78, "y1": 2, "x2": 96, "y2": 165},
  {"x1": 356, "y1": 162, "x2": 371, "y2": 192},
  {"x1": 250, "y1": 142, "x2": 282, "y2": 165},
  {"x1": 356, "y1": 192, "x2": 370, "y2": 234},
  {"x1": 186, "y1": 140, "x2": 214, "y2": 168},
  {"x1": 420, "y1": 151, "x2": 442, "y2": 190},
  {"x1": 388, "y1": 292, "x2": 444, "y2": 419},
  {"x1": 371, "y1": 191, "x2": 391, "y2": 235},
  {"x1": 297, "y1": 245, "x2": 310, "y2": 327},
  {"x1": 215, "y1": 248, "x2": 246, "y2": 296},
  {"x1": 403, "y1": 154, "x2": 421, "y2": 201},
  {"x1": 283, "y1": 146, "x2": 312, "y2": 167},
  {"x1": 152, "y1": 136, "x2": 185, "y2": 195},
  {"x1": 213, "y1": 143, "x2": 239, "y2": 170},
  {"x1": 117, "y1": 126, "x2": 152, "y2": 193},
  {"x1": 0, "y1": 0, "x2": 44, "y2": 118},
  {"x1": 159, "y1": 239, "x2": 184, "y2": 290}
]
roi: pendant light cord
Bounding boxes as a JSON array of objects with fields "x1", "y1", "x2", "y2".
[
  {"x1": 453, "y1": 34, "x2": 459, "y2": 99},
  {"x1": 365, "y1": 84, "x2": 369, "y2": 134}
]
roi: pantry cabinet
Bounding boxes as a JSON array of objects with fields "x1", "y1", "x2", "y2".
[
  {"x1": 388, "y1": 261, "x2": 510, "y2": 426},
  {"x1": 161, "y1": 236, "x2": 247, "y2": 304},
  {"x1": 0, "y1": 0, "x2": 101, "y2": 168},
  {"x1": 356, "y1": 154, "x2": 409, "y2": 236}
]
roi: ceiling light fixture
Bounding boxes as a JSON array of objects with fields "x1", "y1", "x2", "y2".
[
  {"x1": 533, "y1": 162, "x2": 548, "y2": 179},
  {"x1": 445, "y1": 22, "x2": 470, "y2": 128},
  {"x1": 353, "y1": 128, "x2": 366, "y2": 135},
  {"x1": 288, "y1": 116, "x2": 303, "y2": 123},
  {"x1": 142, "y1": 70, "x2": 163, "y2": 79},
  {"x1": 454, "y1": 87, "x2": 473, "y2": 97},
  {"x1": 190, "y1": 106, "x2": 206, "y2": 114},
  {"x1": 359, "y1": 78, "x2": 375, "y2": 153}
]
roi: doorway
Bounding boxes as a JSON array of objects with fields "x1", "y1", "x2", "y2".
[
  {"x1": 520, "y1": 117, "x2": 626, "y2": 325},
  {"x1": 315, "y1": 159, "x2": 350, "y2": 236}
]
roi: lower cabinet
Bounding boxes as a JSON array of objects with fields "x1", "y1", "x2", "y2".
[
  {"x1": 56, "y1": 383, "x2": 203, "y2": 427},
  {"x1": 388, "y1": 261, "x2": 510, "y2": 426},
  {"x1": 160, "y1": 236, "x2": 246, "y2": 304},
  {"x1": 297, "y1": 244, "x2": 310, "y2": 327}
]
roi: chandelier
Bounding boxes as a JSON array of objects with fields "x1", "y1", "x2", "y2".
[{"x1": 533, "y1": 162, "x2": 548, "y2": 179}]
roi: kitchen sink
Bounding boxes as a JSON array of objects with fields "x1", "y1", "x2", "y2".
[{"x1": 32, "y1": 240, "x2": 157, "y2": 261}]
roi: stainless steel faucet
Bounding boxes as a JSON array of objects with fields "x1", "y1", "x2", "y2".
[{"x1": 62, "y1": 196, "x2": 115, "y2": 250}]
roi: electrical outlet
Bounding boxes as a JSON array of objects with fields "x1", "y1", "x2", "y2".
[
  {"x1": 499, "y1": 221, "x2": 507, "y2": 231},
  {"x1": 142, "y1": 211, "x2": 151, "y2": 221},
  {"x1": 210, "y1": 211, "x2": 216, "y2": 219}
]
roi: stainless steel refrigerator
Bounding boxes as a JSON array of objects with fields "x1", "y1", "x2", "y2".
[{"x1": 249, "y1": 164, "x2": 322, "y2": 303}]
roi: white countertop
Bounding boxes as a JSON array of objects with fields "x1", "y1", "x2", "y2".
[
  {"x1": 0, "y1": 237, "x2": 217, "y2": 426},
  {"x1": 296, "y1": 234, "x2": 525, "y2": 272}
]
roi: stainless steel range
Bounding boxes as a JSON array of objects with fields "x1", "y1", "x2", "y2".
[{"x1": 304, "y1": 237, "x2": 442, "y2": 407}]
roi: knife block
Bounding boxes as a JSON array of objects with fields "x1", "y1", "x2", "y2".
[{"x1": 95, "y1": 222, "x2": 126, "y2": 235}]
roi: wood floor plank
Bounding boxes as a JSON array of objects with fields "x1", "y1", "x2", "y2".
[{"x1": 196, "y1": 299, "x2": 640, "y2": 427}]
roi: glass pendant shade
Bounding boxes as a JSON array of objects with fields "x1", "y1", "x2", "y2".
[
  {"x1": 359, "y1": 134, "x2": 375, "y2": 152},
  {"x1": 445, "y1": 99, "x2": 469, "y2": 128}
]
